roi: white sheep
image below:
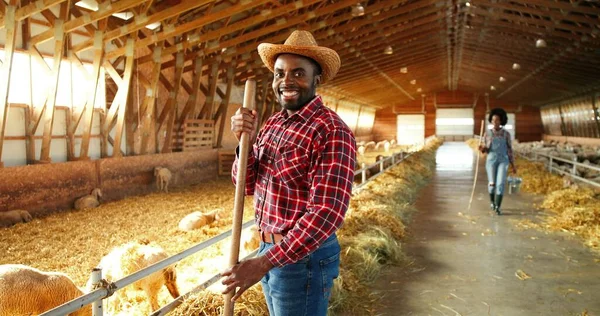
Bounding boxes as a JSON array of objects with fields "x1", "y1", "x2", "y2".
[
  {"x1": 0, "y1": 264, "x2": 91, "y2": 316},
  {"x1": 178, "y1": 210, "x2": 222, "y2": 232},
  {"x1": 0, "y1": 210, "x2": 32, "y2": 228},
  {"x1": 74, "y1": 188, "x2": 102, "y2": 211},
  {"x1": 375, "y1": 140, "x2": 388, "y2": 151},
  {"x1": 89, "y1": 241, "x2": 180, "y2": 312},
  {"x1": 154, "y1": 167, "x2": 172, "y2": 193},
  {"x1": 357, "y1": 145, "x2": 366, "y2": 157},
  {"x1": 390, "y1": 139, "x2": 396, "y2": 147}
]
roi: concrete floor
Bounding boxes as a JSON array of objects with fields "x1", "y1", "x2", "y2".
[{"x1": 372, "y1": 142, "x2": 600, "y2": 316}]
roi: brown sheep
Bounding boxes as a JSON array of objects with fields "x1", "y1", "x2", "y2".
[
  {"x1": 0, "y1": 264, "x2": 91, "y2": 316},
  {"x1": 154, "y1": 167, "x2": 172, "y2": 193},
  {"x1": 74, "y1": 188, "x2": 102, "y2": 210},
  {"x1": 88, "y1": 241, "x2": 180, "y2": 312},
  {"x1": 0, "y1": 210, "x2": 32, "y2": 228}
]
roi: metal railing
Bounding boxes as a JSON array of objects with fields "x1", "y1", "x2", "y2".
[
  {"x1": 41, "y1": 137, "x2": 437, "y2": 316},
  {"x1": 515, "y1": 148, "x2": 600, "y2": 188}
]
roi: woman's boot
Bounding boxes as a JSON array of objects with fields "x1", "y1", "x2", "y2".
[
  {"x1": 489, "y1": 193, "x2": 496, "y2": 210},
  {"x1": 494, "y1": 194, "x2": 503, "y2": 215}
]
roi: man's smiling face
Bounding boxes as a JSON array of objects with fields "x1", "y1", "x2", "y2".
[{"x1": 272, "y1": 54, "x2": 321, "y2": 113}]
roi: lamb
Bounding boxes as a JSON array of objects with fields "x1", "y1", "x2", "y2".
[
  {"x1": 178, "y1": 210, "x2": 223, "y2": 232},
  {"x1": 0, "y1": 264, "x2": 91, "y2": 316},
  {"x1": 74, "y1": 188, "x2": 102, "y2": 210},
  {"x1": 154, "y1": 167, "x2": 172, "y2": 193},
  {"x1": 89, "y1": 241, "x2": 180, "y2": 312},
  {"x1": 0, "y1": 210, "x2": 32, "y2": 228}
]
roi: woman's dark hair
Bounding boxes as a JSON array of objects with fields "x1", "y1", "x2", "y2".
[{"x1": 488, "y1": 108, "x2": 508, "y2": 126}]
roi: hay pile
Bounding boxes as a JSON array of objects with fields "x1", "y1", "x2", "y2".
[
  {"x1": 512, "y1": 160, "x2": 600, "y2": 253},
  {"x1": 465, "y1": 138, "x2": 481, "y2": 151},
  {"x1": 515, "y1": 159, "x2": 564, "y2": 194},
  {"x1": 541, "y1": 187, "x2": 600, "y2": 251}
]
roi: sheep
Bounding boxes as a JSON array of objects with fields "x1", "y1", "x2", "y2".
[
  {"x1": 88, "y1": 241, "x2": 180, "y2": 312},
  {"x1": 357, "y1": 145, "x2": 366, "y2": 157},
  {"x1": 242, "y1": 226, "x2": 261, "y2": 252},
  {"x1": 0, "y1": 210, "x2": 32, "y2": 228},
  {"x1": 178, "y1": 209, "x2": 223, "y2": 232},
  {"x1": 74, "y1": 188, "x2": 102, "y2": 211},
  {"x1": 154, "y1": 167, "x2": 172, "y2": 193},
  {"x1": 0, "y1": 264, "x2": 91, "y2": 316},
  {"x1": 390, "y1": 139, "x2": 396, "y2": 147}
]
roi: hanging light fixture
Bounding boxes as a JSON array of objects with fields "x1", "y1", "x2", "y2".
[
  {"x1": 535, "y1": 39, "x2": 547, "y2": 48},
  {"x1": 351, "y1": 3, "x2": 365, "y2": 17},
  {"x1": 410, "y1": 79, "x2": 416, "y2": 85},
  {"x1": 512, "y1": 63, "x2": 521, "y2": 70},
  {"x1": 490, "y1": 85, "x2": 496, "y2": 91},
  {"x1": 499, "y1": 76, "x2": 506, "y2": 82},
  {"x1": 400, "y1": 67, "x2": 408, "y2": 74},
  {"x1": 383, "y1": 45, "x2": 393, "y2": 55},
  {"x1": 417, "y1": 88, "x2": 422, "y2": 92},
  {"x1": 465, "y1": 1, "x2": 471, "y2": 7}
]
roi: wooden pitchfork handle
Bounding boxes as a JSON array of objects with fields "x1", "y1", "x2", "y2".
[
  {"x1": 468, "y1": 120, "x2": 485, "y2": 211},
  {"x1": 223, "y1": 79, "x2": 256, "y2": 316}
]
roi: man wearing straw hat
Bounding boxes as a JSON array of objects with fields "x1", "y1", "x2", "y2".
[{"x1": 222, "y1": 30, "x2": 356, "y2": 315}]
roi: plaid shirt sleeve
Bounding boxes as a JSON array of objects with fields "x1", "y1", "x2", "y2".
[
  {"x1": 265, "y1": 128, "x2": 356, "y2": 267},
  {"x1": 484, "y1": 130, "x2": 491, "y2": 150},
  {"x1": 231, "y1": 142, "x2": 259, "y2": 196}
]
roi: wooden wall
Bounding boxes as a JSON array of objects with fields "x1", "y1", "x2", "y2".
[
  {"x1": 374, "y1": 90, "x2": 544, "y2": 142},
  {"x1": 0, "y1": 150, "x2": 217, "y2": 216}
]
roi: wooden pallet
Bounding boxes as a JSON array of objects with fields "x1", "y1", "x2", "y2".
[
  {"x1": 218, "y1": 150, "x2": 236, "y2": 176},
  {"x1": 182, "y1": 119, "x2": 214, "y2": 151}
]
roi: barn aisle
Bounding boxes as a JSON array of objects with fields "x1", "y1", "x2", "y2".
[{"x1": 372, "y1": 142, "x2": 600, "y2": 316}]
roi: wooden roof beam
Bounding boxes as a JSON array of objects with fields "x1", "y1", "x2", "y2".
[
  {"x1": 73, "y1": 0, "x2": 222, "y2": 53},
  {"x1": 0, "y1": 0, "x2": 66, "y2": 27},
  {"x1": 103, "y1": 0, "x2": 270, "y2": 59},
  {"x1": 30, "y1": 0, "x2": 149, "y2": 45}
]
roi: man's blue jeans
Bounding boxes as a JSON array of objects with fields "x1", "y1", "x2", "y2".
[{"x1": 258, "y1": 234, "x2": 340, "y2": 316}]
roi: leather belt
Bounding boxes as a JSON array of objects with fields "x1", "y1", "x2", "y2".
[{"x1": 259, "y1": 230, "x2": 284, "y2": 244}]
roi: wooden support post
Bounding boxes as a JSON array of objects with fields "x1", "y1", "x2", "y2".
[
  {"x1": 125, "y1": 69, "x2": 136, "y2": 155},
  {"x1": 139, "y1": 44, "x2": 163, "y2": 154},
  {"x1": 79, "y1": 31, "x2": 104, "y2": 159},
  {"x1": 0, "y1": 4, "x2": 18, "y2": 167},
  {"x1": 111, "y1": 38, "x2": 134, "y2": 158},
  {"x1": 160, "y1": 52, "x2": 184, "y2": 153},
  {"x1": 199, "y1": 59, "x2": 220, "y2": 119},
  {"x1": 178, "y1": 56, "x2": 203, "y2": 129},
  {"x1": 216, "y1": 66, "x2": 234, "y2": 148},
  {"x1": 39, "y1": 19, "x2": 65, "y2": 162}
]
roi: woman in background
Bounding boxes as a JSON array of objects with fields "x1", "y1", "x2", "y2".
[{"x1": 479, "y1": 108, "x2": 517, "y2": 215}]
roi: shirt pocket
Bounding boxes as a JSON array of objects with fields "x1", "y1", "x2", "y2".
[{"x1": 274, "y1": 145, "x2": 309, "y2": 185}]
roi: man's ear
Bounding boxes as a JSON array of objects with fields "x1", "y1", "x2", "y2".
[{"x1": 314, "y1": 74, "x2": 322, "y2": 86}]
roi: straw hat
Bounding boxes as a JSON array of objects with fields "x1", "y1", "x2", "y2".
[{"x1": 258, "y1": 30, "x2": 341, "y2": 83}]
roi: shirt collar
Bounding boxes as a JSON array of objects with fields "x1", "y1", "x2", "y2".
[{"x1": 279, "y1": 95, "x2": 323, "y2": 123}]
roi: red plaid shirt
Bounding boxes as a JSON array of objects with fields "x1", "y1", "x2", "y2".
[{"x1": 232, "y1": 96, "x2": 356, "y2": 267}]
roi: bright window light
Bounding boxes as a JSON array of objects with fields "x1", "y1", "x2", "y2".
[{"x1": 436, "y1": 118, "x2": 474, "y2": 126}]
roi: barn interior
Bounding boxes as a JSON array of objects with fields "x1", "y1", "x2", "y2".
[{"x1": 1, "y1": 0, "x2": 600, "y2": 315}]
